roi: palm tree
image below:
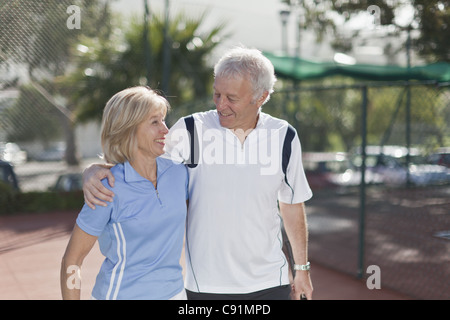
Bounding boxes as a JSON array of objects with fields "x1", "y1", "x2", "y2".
[{"x1": 66, "y1": 11, "x2": 227, "y2": 126}]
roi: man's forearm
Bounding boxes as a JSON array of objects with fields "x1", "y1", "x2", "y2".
[
  {"x1": 280, "y1": 202, "x2": 309, "y2": 266},
  {"x1": 280, "y1": 201, "x2": 313, "y2": 300}
]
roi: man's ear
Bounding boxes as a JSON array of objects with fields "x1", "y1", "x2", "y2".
[{"x1": 257, "y1": 91, "x2": 269, "y2": 106}]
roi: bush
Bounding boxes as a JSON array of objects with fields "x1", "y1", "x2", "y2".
[
  {"x1": 0, "y1": 187, "x2": 84, "y2": 215},
  {"x1": 0, "y1": 182, "x2": 17, "y2": 213}
]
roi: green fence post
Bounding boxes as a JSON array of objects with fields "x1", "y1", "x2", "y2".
[{"x1": 358, "y1": 85, "x2": 368, "y2": 279}]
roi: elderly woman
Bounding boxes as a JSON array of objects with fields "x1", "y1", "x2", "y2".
[{"x1": 60, "y1": 86, "x2": 188, "y2": 300}]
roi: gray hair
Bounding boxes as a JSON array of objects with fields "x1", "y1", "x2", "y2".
[{"x1": 214, "y1": 46, "x2": 277, "y2": 105}]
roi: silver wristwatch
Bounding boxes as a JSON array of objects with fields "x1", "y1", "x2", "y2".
[{"x1": 293, "y1": 261, "x2": 310, "y2": 271}]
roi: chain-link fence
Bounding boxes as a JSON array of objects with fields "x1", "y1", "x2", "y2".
[
  {"x1": 275, "y1": 82, "x2": 450, "y2": 300},
  {"x1": 0, "y1": 0, "x2": 217, "y2": 193},
  {"x1": 0, "y1": 1, "x2": 105, "y2": 193}
]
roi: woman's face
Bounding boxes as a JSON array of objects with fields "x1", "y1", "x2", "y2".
[{"x1": 134, "y1": 105, "x2": 169, "y2": 160}]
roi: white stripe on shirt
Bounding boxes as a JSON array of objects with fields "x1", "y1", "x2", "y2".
[
  {"x1": 106, "y1": 223, "x2": 126, "y2": 300},
  {"x1": 113, "y1": 223, "x2": 126, "y2": 300}
]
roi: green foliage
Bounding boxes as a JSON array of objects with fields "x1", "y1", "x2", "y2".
[
  {"x1": 0, "y1": 182, "x2": 17, "y2": 214},
  {"x1": 63, "y1": 10, "x2": 227, "y2": 126},
  {"x1": 281, "y1": 0, "x2": 450, "y2": 63},
  {"x1": 268, "y1": 77, "x2": 450, "y2": 152},
  {"x1": 413, "y1": 0, "x2": 450, "y2": 62},
  {"x1": 0, "y1": 189, "x2": 84, "y2": 215}
]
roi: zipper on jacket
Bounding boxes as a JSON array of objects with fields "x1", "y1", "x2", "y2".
[{"x1": 155, "y1": 188, "x2": 162, "y2": 206}]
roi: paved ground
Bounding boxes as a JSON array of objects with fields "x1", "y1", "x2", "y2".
[
  {"x1": 0, "y1": 211, "x2": 411, "y2": 300},
  {"x1": 307, "y1": 186, "x2": 450, "y2": 300}
]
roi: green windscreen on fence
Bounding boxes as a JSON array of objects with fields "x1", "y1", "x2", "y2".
[{"x1": 264, "y1": 51, "x2": 450, "y2": 83}]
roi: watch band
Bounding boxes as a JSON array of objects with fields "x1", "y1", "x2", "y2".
[{"x1": 293, "y1": 261, "x2": 310, "y2": 271}]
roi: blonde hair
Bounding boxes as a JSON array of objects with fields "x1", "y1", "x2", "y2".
[{"x1": 101, "y1": 86, "x2": 170, "y2": 164}]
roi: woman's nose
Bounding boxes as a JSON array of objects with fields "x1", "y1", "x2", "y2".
[{"x1": 161, "y1": 122, "x2": 169, "y2": 134}]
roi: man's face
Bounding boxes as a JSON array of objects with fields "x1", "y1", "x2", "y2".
[{"x1": 213, "y1": 75, "x2": 263, "y2": 131}]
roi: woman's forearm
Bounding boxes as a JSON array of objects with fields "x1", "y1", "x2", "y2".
[
  {"x1": 60, "y1": 224, "x2": 98, "y2": 300},
  {"x1": 60, "y1": 258, "x2": 82, "y2": 300}
]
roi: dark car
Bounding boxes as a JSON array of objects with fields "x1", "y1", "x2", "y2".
[
  {"x1": 0, "y1": 160, "x2": 19, "y2": 190},
  {"x1": 52, "y1": 173, "x2": 82, "y2": 192}
]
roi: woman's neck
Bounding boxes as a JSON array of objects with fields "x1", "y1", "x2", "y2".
[{"x1": 130, "y1": 156, "x2": 158, "y2": 187}]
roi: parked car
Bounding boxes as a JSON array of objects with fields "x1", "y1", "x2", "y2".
[
  {"x1": 427, "y1": 148, "x2": 450, "y2": 168},
  {"x1": 302, "y1": 152, "x2": 382, "y2": 190},
  {"x1": 35, "y1": 144, "x2": 66, "y2": 161},
  {"x1": 303, "y1": 152, "x2": 348, "y2": 190},
  {"x1": 0, "y1": 160, "x2": 19, "y2": 190},
  {"x1": 52, "y1": 173, "x2": 82, "y2": 192},
  {"x1": 0, "y1": 142, "x2": 27, "y2": 165},
  {"x1": 351, "y1": 145, "x2": 450, "y2": 186}
]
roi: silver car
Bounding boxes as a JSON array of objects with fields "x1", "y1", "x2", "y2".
[
  {"x1": 352, "y1": 145, "x2": 450, "y2": 186},
  {"x1": 0, "y1": 142, "x2": 27, "y2": 165}
]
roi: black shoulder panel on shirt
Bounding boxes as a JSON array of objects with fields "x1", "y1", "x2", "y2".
[{"x1": 183, "y1": 115, "x2": 198, "y2": 168}]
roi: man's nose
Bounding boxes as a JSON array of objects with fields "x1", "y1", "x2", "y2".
[{"x1": 216, "y1": 96, "x2": 226, "y2": 110}]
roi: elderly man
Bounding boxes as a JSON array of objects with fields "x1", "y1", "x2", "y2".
[{"x1": 82, "y1": 47, "x2": 313, "y2": 300}]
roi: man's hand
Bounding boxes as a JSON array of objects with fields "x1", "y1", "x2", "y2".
[
  {"x1": 82, "y1": 164, "x2": 115, "y2": 209},
  {"x1": 290, "y1": 270, "x2": 313, "y2": 300}
]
